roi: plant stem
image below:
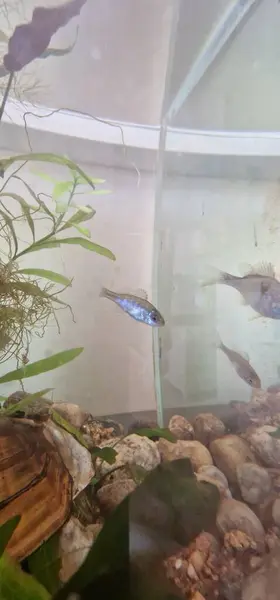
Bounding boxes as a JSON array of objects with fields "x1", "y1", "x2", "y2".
[{"x1": 0, "y1": 72, "x2": 14, "y2": 123}]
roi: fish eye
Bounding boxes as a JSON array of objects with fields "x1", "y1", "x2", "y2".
[{"x1": 150, "y1": 312, "x2": 159, "y2": 322}]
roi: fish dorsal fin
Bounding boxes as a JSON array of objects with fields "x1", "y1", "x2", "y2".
[
  {"x1": 126, "y1": 288, "x2": 148, "y2": 300},
  {"x1": 239, "y1": 261, "x2": 275, "y2": 278},
  {"x1": 238, "y1": 350, "x2": 250, "y2": 362},
  {"x1": 134, "y1": 288, "x2": 148, "y2": 300}
]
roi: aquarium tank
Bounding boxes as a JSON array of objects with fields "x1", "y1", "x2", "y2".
[{"x1": 0, "y1": 1, "x2": 280, "y2": 599}]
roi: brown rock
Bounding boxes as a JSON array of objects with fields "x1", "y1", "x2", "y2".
[
  {"x1": 168, "y1": 415, "x2": 194, "y2": 440},
  {"x1": 193, "y1": 413, "x2": 225, "y2": 446},
  {"x1": 246, "y1": 427, "x2": 280, "y2": 468},
  {"x1": 52, "y1": 402, "x2": 89, "y2": 428},
  {"x1": 272, "y1": 498, "x2": 280, "y2": 527},
  {"x1": 210, "y1": 435, "x2": 257, "y2": 484},
  {"x1": 97, "y1": 479, "x2": 136, "y2": 512},
  {"x1": 217, "y1": 498, "x2": 265, "y2": 552},
  {"x1": 197, "y1": 465, "x2": 231, "y2": 498},
  {"x1": 157, "y1": 438, "x2": 213, "y2": 471}
]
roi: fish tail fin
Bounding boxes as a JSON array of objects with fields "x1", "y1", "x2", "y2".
[
  {"x1": 201, "y1": 266, "x2": 236, "y2": 287},
  {"x1": 100, "y1": 286, "x2": 116, "y2": 300}
]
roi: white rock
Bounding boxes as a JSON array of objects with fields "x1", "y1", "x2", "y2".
[
  {"x1": 97, "y1": 433, "x2": 160, "y2": 475},
  {"x1": 44, "y1": 421, "x2": 94, "y2": 497},
  {"x1": 59, "y1": 517, "x2": 102, "y2": 583},
  {"x1": 237, "y1": 463, "x2": 272, "y2": 505}
]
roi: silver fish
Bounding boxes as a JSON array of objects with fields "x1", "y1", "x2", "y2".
[
  {"x1": 100, "y1": 287, "x2": 165, "y2": 327},
  {"x1": 217, "y1": 336, "x2": 261, "y2": 389},
  {"x1": 203, "y1": 262, "x2": 280, "y2": 319}
]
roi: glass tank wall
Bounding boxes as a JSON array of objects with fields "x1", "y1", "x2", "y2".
[{"x1": 155, "y1": 0, "x2": 280, "y2": 425}]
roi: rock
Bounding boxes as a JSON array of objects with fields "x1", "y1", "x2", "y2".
[
  {"x1": 44, "y1": 420, "x2": 95, "y2": 498},
  {"x1": 197, "y1": 465, "x2": 231, "y2": 498},
  {"x1": 81, "y1": 416, "x2": 124, "y2": 446},
  {"x1": 210, "y1": 435, "x2": 257, "y2": 484},
  {"x1": 97, "y1": 434, "x2": 160, "y2": 476},
  {"x1": 52, "y1": 402, "x2": 89, "y2": 429},
  {"x1": 193, "y1": 413, "x2": 225, "y2": 446},
  {"x1": 97, "y1": 479, "x2": 136, "y2": 512},
  {"x1": 217, "y1": 499, "x2": 265, "y2": 552},
  {"x1": 272, "y1": 499, "x2": 280, "y2": 527},
  {"x1": 128, "y1": 420, "x2": 159, "y2": 440},
  {"x1": 59, "y1": 516, "x2": 102, "y2": 583},
  {"x1": 157, "y1": 438, "x2": 213, "y2": 471},
  {"x1": 224, "y1": 530, "x2": 257, "y2": 552},
  {"x1": 168, "y1": 415, "x2": 194, "y2": 440},
  {"x1": 242, "y1": 546, "x2": 280, "y2": 600},
  {"x1": 5, "y1": 390, "x2": 53, "y2": 420},
  {"x1": 237, "y1": 463, "x2": 272, "y2": 505},
  {"x1": 245, "y1": 427, "x2": 280, "y2": 468}
]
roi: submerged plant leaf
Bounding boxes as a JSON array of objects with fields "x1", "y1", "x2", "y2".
[
  {"x1": 0, "y1": 516, "x2": 21, "y2": 557},
  {"x1": 0, "y1": 347, "x2": 83, "y2": 383},
  {"x1": 3, "y1": 0, "x2": 87, "y2": 72},
  {"x1": 51, "y1": 408, "x2": 89, "y2": 449},
  {"x1": 2, "y1": 388, "x2": 53, "y2": 416},
  {"x1": 28, "y1": 532, "x2": 61, "y2": 595},
  {"x1": 54, "y1": 237, "x2": 116, "y2": 260},
  {"x1": 76, "y1": 176, "x2": 105, "y2": 185},
  {"x1": 58, "y1": 206, "x2": 96, "y2": 232},
  {"x1": 0, "y1": 210, "x2": 18, "y2": 256},
  {"x1": 0, "y1": 552, "x2": 50, "y2": 600},
  {"x1": 17, "y1": 269, "x2": 72, "y2": 287},
  {"x1": 0, "y1": 154, "x2": 95, "y2": 190},
  {"x1": 91, "y1": 447, "x2": 117, "y2": 464},
  {"x1": 53, "y1": 181, "x2": 73, "y2": 201},
  {"x1": 72, "y1": 224, "x2": 91, "y2": 238},
  {"x1": 270, "y1": 428, "x2": 280, "y2": 438},
  {"x1": 0, "y1": 193, "x2": 36, "y2": 241},
  {"x1": 135, "y1": 428, "x2": 176, "y2": 442}
]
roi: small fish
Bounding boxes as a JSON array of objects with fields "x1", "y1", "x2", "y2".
[
  {"x1": 216, "y1": 334, "x2": 261, "y2": 388},
  {"x1": 100, "y1": 287, "x2": 165, "y2": 327},
  {"x1": 203, "y1": 262, "x2": 280, "y2": 319}
]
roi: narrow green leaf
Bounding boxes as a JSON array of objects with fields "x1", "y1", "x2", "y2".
[
  {"x1": 0, "y1": 516, "x2": 21, "y2": 557},
  {"x1": 13, "y1": 177, "x2": 55, "y2": 220},
  {"x1": 76, "y1": 176, "x2": 105, "y2": 185},
  {"x1": 0, "y1": 210, "x2": 18, "y2": 255},
  {"x1": 53, "y1": 181, "x2": 72, "y2": 201},
  {"x1": 30, "y1": 170, "x2": 58, "y2": 184},
  {"x1": 51, "y1": 409, "x2": 89, "y2": 449},
  {"x1": 0, "y1": 347, "x2": 84, "y2": 383},
  {"x1": 28, "y1": 533, "x2": 61, "y2": 595},
  {"x1": 40, "y1": 42, "x2": 76, "y2": 60},
  {"x1": 0, "y1": 553, "x2": 50, "y2": 600},
  {"x1": 3, "y1": 388, "x2": 54, "y2": 416},
  {"x1": 72, "y1": 224, "x2": 91, "y2": 238},
  {"x1": 135, "y1": 428, "x2": 176, "y2": 442},
  {"x1": 25, "y1": 237, "x2": 116, "y2": 260},
  {"x1": 91, "y1": 447, "x2": 117, "y2": 464},
  {"x1": 0, "y1": 154, "x2": 95, "y2": 190},
  {"x1": 58, "y1": 205, "x2": 96, "y2": 232},
  {"x1": 56, "y1": 237, "x2": 116, "y2": 260},
  {"x1": 17, "y1": 268, "x2": 72, "y2": 287},
  {"x1": 0, "y1": 193, "x2": 35, "y2": 241},
  {"x1": 270, "y1": 428, "x2": 280, "y2": 438},
  {"x1": 7, "y1": 281, "x2": 70, "y2": 309}
]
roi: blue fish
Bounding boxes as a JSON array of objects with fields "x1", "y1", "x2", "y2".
[{"x1": 100, "y1": 287, "x2": 165, "y2": 327}]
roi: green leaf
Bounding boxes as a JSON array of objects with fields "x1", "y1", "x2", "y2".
[
  {"x1": 28, "y1": 532, "x2": 61, "y2": 595},
  {"x1": 0, "y1": 193, "x2": 36, "y2": 241},
  {"x1": 0, "y1": 348, "x2": 84, "y2": 383},
  {"x1": 0, "y1": 210, "x2": 18, "y2": 255},
  {"x1": 13, "y1": 177, "x2": 55, "y2": 220},
  {"x1": 58, "y1": 205, "x2": 96, "y2": 232},
  {"x1": 30, "y1": 170, "x2": 58, "y2": 184},
  {"x1": 134, "y1": 428, "x2": 176, "y2": 442},
  {"x1": 2, "y1": 388, "x2": 54, "y2": 416},
  {"x1": 8, "y1": 281, "x2": 70, "y2": 309},
  {"x1": 72, "y1": 224, "x2": 91, "y2": 238},
  {"x1": 55, "y1": 237, "x2": 116, "y2": 260},
  {"x1": 0, "y1": 154, "x2": 95, "y2": 190},
  {"x1": 270, "y1": 428, "x2": 280, "y2": 438},
  {"x1": 53, "y1": 181, "x2": 73, "y2": 201},
  {"x1": 25, "y1": 237, "x2": 116, "y2": 260},
  {"x1": 0, "y1": 516, "x2": 21, "y2": 557},
  {"x1": 0, "y1": 553, "x2": 50, "y2": 600},
  {"x1": 91, "y1": 447, "x2": 117, "y2": 464},
  {"x1": 76, "y1": 176, "x2": 105, "y2": 185},
  {"x1": 17, "y1": 268, "x2": 72, "y2": 287},
  {"x1": 51, "y1": 409, "x2": 89, "y2": 449}
]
